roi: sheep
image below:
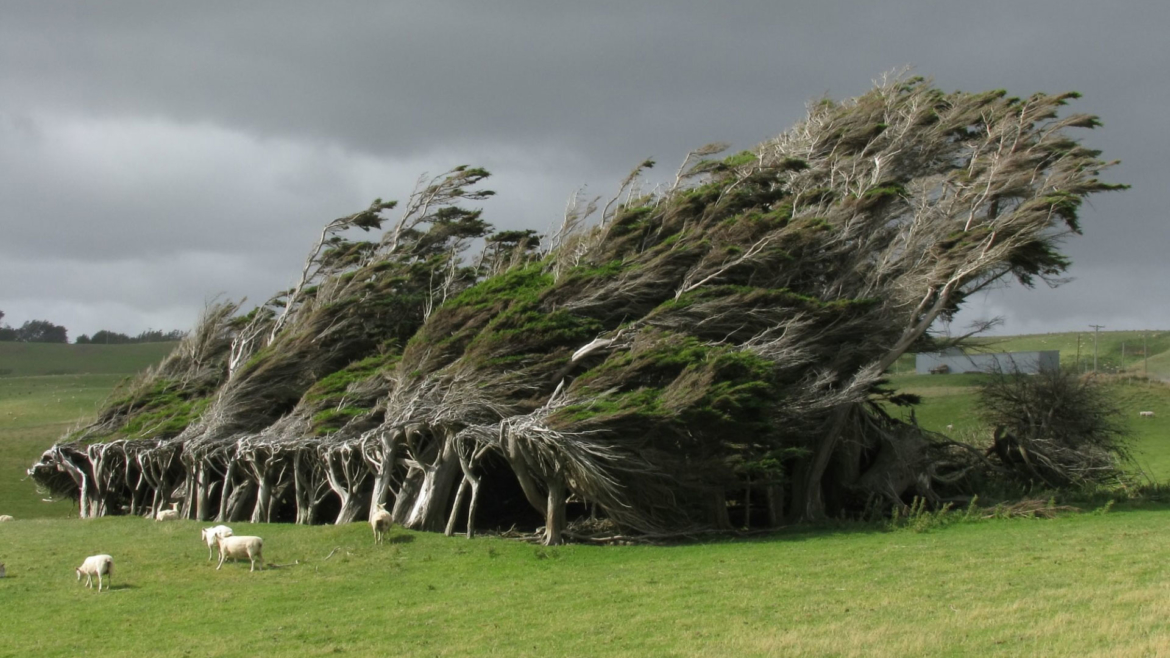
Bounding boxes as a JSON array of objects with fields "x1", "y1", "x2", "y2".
[
  {"x1": 216, "y1": 535, "x2": 264, "y2": 572},
  {"x1": 370, "y1": 505, "x2": 392, "y2": 545},
  {"x1": 200, "y1": 525, "x2": 234, "y2": 561},
  {"x1": 1140, "y1": 411, "x2": 1156, "y2": 418},
  {"x1": 945, "y1": 424, "x2": 954, "y2": 432},
  {"x1": 155, "y1": 502, "x2": 180, "y2": 522},
  {"x1": 0, "y1": 515, "x2": 13, "y2": 522},
  {"x1": 76, "y1": 554, "x2": 113, "y2": 591}
]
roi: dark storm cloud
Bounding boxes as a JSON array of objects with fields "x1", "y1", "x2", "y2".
[{"x1": 0, "y1": 1, "x2": 1167, "y2": 337}]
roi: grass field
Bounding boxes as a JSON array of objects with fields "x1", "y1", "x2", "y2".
[
  {"x1": 1, "y1": 508, "x2": 1169, "y2": 657},
  {"x1": 0, "y1": 342, "x2": 176, "y2": 519},
  {"x1": 2, "y1": 341, "x2": 1170, "y2": 656},
  {"x1": 0, "y1": 341, "x2": 176, "y2": 377}
]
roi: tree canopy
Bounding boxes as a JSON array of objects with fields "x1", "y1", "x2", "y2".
[{"x1": 30, "y1": 76, "x2": 1126, "y2": 543}]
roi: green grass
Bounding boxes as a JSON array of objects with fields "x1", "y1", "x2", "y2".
[
  {"x1": 1, "y1": 509, "x2": 1169, "y2": 657},
  {"x1": 0, "y1": 343, "x2": 177, "y2": 520},
  {"x1": 0, "y1": 341, "x2": 176, "y2": 377}
]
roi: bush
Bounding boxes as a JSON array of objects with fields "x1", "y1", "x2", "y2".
[{"x1": 978, "y1": 368, "x2": 1131, "y2": 487}]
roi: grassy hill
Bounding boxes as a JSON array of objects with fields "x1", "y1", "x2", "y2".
[
  {"x1": 0, "y1": 342, "x2": 177, "y2": 519},
  {"x1": 1, "y1": 508, "x2": 1169, "y2": 657},
  {"x1": 0, "y1": 341, "x2": 176, "y2": 377},
  {"x1": 973, "y1": 330, "x2": 1170, "y2": 378}
]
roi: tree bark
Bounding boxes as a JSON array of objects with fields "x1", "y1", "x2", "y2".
[
  {"x1": 543, "y1": 476, "x2": 567, "y2": 546},
  {"x1": 444, "y1": 477, "x2": 470, "y2": 537},
  {"x1": 405, "y1": 440, "x2": 461, "y2": 532},
  {"x1": 391, "y1": 466, "x2": 423, "y2": 525}
]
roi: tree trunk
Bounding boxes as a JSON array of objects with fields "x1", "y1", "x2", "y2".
[
  {"x1": 796, "y1": 405, "x2": 852, "y2": 521},
  {"x1": 335, "y1": 491, "x2": 362, "y2": 524},
  {"x1": 466, "y1": 476, "x2": 482, "y2": 539},
  {"x1": 194, "y1": 461, "x2": 212, "y2": 521},
  {"x1": 226, "y1": 480, "x2": 255, "y2": 522},
  {"x1": 444, "y1": 477, "x2": 470, "y2": 537},
  {"x1": 711, "y1": 489, "x2": 732, "y2": 530},
  {"x1": 217, "y1": 459, "x2": 238, "y2": 522},
  {"x1": 366, "y1": 431, "x2": 400, "y2": 522},
  {"x1": 743, "y1": 476, "x2": 752, "y2": 530},
  {"x1": 543, "y1": 476, "x2": 567, "y2": 546},
  {"x1": 251, "y1": 473, "x2": 273, "y2": 524},
  {"x1": 391, "y1": 467, "x2": 423, "y2": 525},
  {"x1": 765, "y1": 484, "x2": 784, "y2": 527},
  {"x1": 502, "y1": 431, "x2": 548, "y2": 517},
  {"x1": 405, "y1": 442, "x2": 461, "y2": 532}
]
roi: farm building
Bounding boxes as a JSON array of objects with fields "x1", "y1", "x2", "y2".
[{"x1": 915, "y1": 348, "x2": 1060, "y2": 375}]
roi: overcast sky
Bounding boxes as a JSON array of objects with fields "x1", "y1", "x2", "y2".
[{"x1": 1, "y1": 1, "x2": 1166, "y2": 340}]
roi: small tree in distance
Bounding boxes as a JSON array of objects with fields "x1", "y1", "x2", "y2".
[{"x1": 979, "y1": 368, "x2": 1131, "y2": 488}]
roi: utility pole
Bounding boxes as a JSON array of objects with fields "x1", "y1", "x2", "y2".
[
  {"x1": 1076, "y1": 333, "x2": 1081, "y2": 373},
  {"x1": 1089, "y1": 324, "x2": 1105, "y2": 373}
]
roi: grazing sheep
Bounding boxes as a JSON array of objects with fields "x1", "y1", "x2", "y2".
[
  {"x1": 216, "y1": 535, "x2": 264, "y2": 572},
  {"x1": 1140, "y1": 411, "x2": 1156, "y2": 418},
  {"x1": 945, "y1": 424, "x2": 954, "y2": 432},
  {"x1": 155, "y1": 502, "x2": 180, "y2": 522},
  {"x1": 200, "y1": 525, "x2": 234, "y2": 561},
  {"x1": 0, "y1": 515, "x2": 13, "y2": 522},
  {"x1": 370, "y1": 505, "x2": 392, "y2": 545},
  {"x1": 76, "y1": 554, "x2": 113, "y2": 591}
]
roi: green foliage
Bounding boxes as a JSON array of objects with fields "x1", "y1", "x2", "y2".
[
  {"x1": 477, "y1": 308, "x2": 603, "y2": 352},
  {"x1": 722, "y1": 150, "x2": 757, "y2": 168},
  {"x1": 443, "y1": 262, "x2": 552, "y2": 313},
  {"x1": 303, "y1": 352, "x2": 397, "y2": 405},
  {"x1": 310, "y1": 406, "x2": 368, "y2": 435},
  {"x1": 107, "y1": 378, "x2": 216, "y2": 440}
]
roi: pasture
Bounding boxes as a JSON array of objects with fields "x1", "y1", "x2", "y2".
[
  {"x1": 1, "y1": 338, "x2": 1169, "y2": 656},
  {"x1": 2, "y1": 508, "x2": 1170, "y2": 656}
]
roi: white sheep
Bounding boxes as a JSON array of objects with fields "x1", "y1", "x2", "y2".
[
  {"x1": 1140, "y1": 411, "x2": 1156, "y2": 418},
  {"x1": 155, "y1": 502, "x2": 180, "y2": 522},
  {"x1": 370, "y1": 505, "x2": 392, "y2": 545},
  {"x1": 200, "y1": 525, "x2": 234, "y2": 561},
  {"x1": 0, "y1": 515, "x2": 13, "y2": 522},
  {"x1": 76, "y1": 554, "x2": 113, "y2": 591},
  {"x1": 216, "y1": 535, "x2": 264, "y2": 572}
]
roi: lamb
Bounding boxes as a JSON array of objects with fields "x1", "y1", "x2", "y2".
[
  {"x1": 200, "y1": 525, "x2": 234, "y2": 561},
  {"x1": 76, "y1": 554, "x2": 113, "y2": 591},
  {"x1": 0, "y1": 515, "x2": 13, "y2": 522},
  {"x1": 1140, "y1": 411, "x2": 1156, "y2": 418},
  {"x1": 155, "y1": 502, "x2": 180, "y2": 522},
  {"x1": 370, "y1": 505, "x2": 392, "y2": 545},
  {"x1": 216, "y1": 535, "x2": 264, "y2": 572}
]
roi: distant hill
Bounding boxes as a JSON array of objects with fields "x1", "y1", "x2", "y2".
[
  {"x1": 971, "y1": 331, "x2": 1170, "y2": 377},
  {"x1": 889, "y1": 331, "x2": 1170, "y2": 381},
  {"x1": 0, "y1": 341, "x2": 178, "y2": 377}
]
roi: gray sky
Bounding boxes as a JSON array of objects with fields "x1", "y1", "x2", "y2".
[{"x1": 1, "y1": 1, "x2": 1166, "y2": 339}]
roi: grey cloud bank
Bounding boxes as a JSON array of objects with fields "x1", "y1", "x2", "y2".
[{"x1": 1, "y1": 1, "x2": 1166, "y2": 338}]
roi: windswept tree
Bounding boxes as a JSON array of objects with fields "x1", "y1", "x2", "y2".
[{"x1": 31, "y1": 76, "x2": 1124, "y2": 543}]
